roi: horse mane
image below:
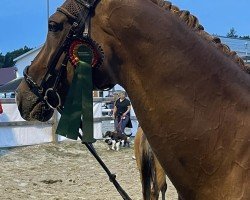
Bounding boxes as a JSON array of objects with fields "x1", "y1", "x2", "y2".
[{"x1": 154, "y1": 0, "x2": 249, "y2": 73}]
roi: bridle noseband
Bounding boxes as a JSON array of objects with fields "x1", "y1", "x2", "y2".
[{"x1": 23, "y1": 0, "x2": 113, "y2": 111}]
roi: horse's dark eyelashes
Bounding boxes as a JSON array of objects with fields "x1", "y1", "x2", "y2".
[{"x1": 48, "y1": 21, "x2": 63, "y2": 32}]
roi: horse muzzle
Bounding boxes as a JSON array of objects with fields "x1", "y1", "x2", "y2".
[{"x1": 16, "y1": 86, "x2": 54, "y2": 122}]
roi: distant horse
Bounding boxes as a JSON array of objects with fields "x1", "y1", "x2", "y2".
[
  {"x1": 134, "y1": 127, "x2": 167, "y2": 200},
  {"x1": 16, "y1": 0, "x2": 250, "y2": 199}
]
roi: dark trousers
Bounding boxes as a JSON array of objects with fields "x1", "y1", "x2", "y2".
[{"x1": 114, "y1": 115, "x2": 130, "y2": 134}]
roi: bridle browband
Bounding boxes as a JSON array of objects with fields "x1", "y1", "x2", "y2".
[{"x1": 23, "y1": 0, "x2": 114, "y2": 111}]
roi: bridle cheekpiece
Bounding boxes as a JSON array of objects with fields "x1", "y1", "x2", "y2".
[{"x1": 23, "y1": 0, "x2": 103, "y2": 112}]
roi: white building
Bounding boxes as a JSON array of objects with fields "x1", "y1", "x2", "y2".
[{"x1": 13, "y1": 45, "x2": 43, "y2": 77}]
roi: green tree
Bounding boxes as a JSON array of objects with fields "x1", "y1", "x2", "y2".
[
  {"x1": 4, "y1": 52, "x2": 15, "y2": 67},
  {"x1": 0, "y1": 46, "x2": 33, "y2": 68},
  {"x1": 226, "y1": 27, "x2": 238, "y2": 38},
  {"x1": 0, "y1": 53, "x2": 4, "y2": 68}
]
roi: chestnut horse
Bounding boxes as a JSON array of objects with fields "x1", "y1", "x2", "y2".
[
  {"x1": 16, "y1": 0, "x2": 250, "y2": 199},
  {"x1": 134, "y1": 127, "x2": 167, "y2": 200}
]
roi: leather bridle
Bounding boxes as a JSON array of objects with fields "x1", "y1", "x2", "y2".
[{"x1": 23, "y1": 0, "x2": 113, "y2": 111}]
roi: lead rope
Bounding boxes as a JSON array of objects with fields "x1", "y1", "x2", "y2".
[{"x1": 80, "y1": 136, "x2": 132, "y2": 200}]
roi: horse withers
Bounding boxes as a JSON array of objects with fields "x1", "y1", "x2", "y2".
[{"x1": 134, "y1": 127, "x2": 167, "y2": 200}]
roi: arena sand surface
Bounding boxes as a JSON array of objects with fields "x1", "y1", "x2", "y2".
[{"x1": 0, "y1": 140, "x2": 178, "y2": 200}]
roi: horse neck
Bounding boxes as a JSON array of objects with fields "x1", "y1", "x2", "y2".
[
  {"x1": 105, "y1": 0, "x2": 250, "y2": 124},
  {"x1": 101, "y1": 0, "x2": 250, "y2": 196}
]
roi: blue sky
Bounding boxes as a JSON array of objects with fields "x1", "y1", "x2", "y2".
[{"x1": 0, "y1": 0, "x2": 249, "y2": 54}]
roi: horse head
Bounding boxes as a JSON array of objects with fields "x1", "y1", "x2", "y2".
[{"x1": 16, "y1": 0, "x2": 119, "y2": 121}]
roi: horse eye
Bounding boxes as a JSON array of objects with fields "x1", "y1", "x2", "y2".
[{"x1": 48, "y1": 21, "x2": 62, "y2": 32}]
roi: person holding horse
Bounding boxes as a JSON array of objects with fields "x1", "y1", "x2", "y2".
[{"x1": 113, "y1": 91, "x2": 132, "y2": 135}]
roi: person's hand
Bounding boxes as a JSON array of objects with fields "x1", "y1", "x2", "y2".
[{"x1": 122, "y1": 113, "x2": 126, "y2": 118}]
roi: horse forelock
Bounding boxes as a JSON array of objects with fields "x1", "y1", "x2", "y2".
[{"x1": 154, "y1": 0, "x2": 248, "y2": 72}]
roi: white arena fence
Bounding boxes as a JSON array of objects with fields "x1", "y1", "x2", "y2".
[{"x1": 0, "y1": 97, "x2": 138, "y2": 147}]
